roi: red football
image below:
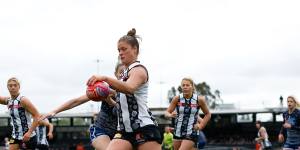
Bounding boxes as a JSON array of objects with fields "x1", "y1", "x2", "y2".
[{"x1": 86, "y1": 81, "x2": 110, "y2": 101}]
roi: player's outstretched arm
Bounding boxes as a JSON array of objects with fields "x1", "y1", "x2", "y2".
[{"x1": 40, "y1": 95, "x2": 89, "y2": 120}]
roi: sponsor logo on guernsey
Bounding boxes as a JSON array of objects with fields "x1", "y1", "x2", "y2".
[
  {"x1": 177, "y1": 102, "x2": 198, "y2": 108},
  {"x1": 8, "y1": 104, "x2": 21, "y2": 109}
]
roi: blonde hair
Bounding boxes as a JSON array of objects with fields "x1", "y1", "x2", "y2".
[
  {"x1": 7, "y1": 77, "x2": 20, "y2": 87},
  {"x1": 181, "y1": 77, "x2": 196, "y2": 93},
  {"x1": 288, "y1": 95, "x2": 299, "y2": 106}
]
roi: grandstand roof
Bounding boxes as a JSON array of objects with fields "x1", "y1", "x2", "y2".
[{"x1": 0, "y1": 107, "x2": 287, "y2": 118}]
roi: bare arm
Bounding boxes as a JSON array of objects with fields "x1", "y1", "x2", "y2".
[
  {"x1": 165, "y1": 96, "x2": 179, "y2": 118},
  {"x1": 290, "y1": 110, "x2": 300, "y2": 131},
  {"x1": 194, "y1": 115, "x2": 204, "y2": 130},
  {"x1": 256, "y1": 127, "x2": 267, "y2": 141},
  {"x1": 279, "y1": 112, "x2": 286, "y2": 134},
  {"x1": 40, "y1": 120, "x2": 54, "y2": 139},
  {"x1": 87, "y1": 67, "x2": 147, "y2": 94},
  {"x1": 47, "y1": 122, "x2": 54, "y2": 136},
  {"x1": 278, "y1": 113, "x2": 286, "y2": 143},
  {"x1": 104, "y1": 89, "x2": 117, "y2": 106},
  {"x1": 40, "y1": 95, "x2": 90, "y2": 121},
  {"x1": 105, "y1": 97, "x2": 117, "y2": 106},
  {"x1": 198, "y1": 116, "x2": 203, "y2": 123},
  {"x1": 0, "y1": 96, "x2": 9, "y2": 105},
  {"x1": 278, "y1": 124, "x2": 285, "y2": 143},
  {"x1": 51, "y1": 95, "x2": 90, "y2": 115},
  {"x1": 197, "y1": 96, "x2": 211, "y2": 130},
  {"x1": 21, "y1": 97, "x2": 40, "y2": 142}
]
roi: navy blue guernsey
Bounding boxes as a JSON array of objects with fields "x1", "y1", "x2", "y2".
[
  {"x1": 94, "y1": 101, "x2": 118, "y2": 133},
  {"x1": 280, "y1": 108, "x2": 300, "y2": 146}
]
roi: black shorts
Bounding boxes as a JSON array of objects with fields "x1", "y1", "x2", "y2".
[
  {"x1": 36, "y1": 144, "x2": 49, "y2": 150},
  {"x1": 173, "y1": 132, "x2": 198, "y2": 147},
  {"x1": 113, "y1": 125, "x2": 162, "y2": 147},
  {"x1": 9, "y1": 136, "x2": 37, "y2": 149}
]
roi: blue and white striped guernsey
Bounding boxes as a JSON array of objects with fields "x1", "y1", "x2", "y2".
[
  {"x1": 116, "y1": 61, "x2": 157, "y2": 132},
  {"x1": 174, "y1": 93, "x2": 200, "y2": 137},
  {"x1": 7, "y1": 94, "x2": 36, "y2": 140}
]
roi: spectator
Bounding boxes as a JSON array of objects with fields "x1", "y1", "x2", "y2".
[
  {"x1": 76, "y1": 142, "x2": 85, "y2": 150},
  {"x1": 163, "y1": 126, "x2": 173, "y2": 150},
  {"x1": 255, "y1": 121, "x2": 272, "y2": 150}
]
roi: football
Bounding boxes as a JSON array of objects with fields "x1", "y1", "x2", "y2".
[{"x1": 86, "y1": 81, "x2": 110, "y2": 101}]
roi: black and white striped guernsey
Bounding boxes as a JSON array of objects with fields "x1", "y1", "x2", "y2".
[
  {"x1": 7, "y1": 94, "x2": 36, "y2": 140},
  {"x1": 174, "y1": 93, "x2": 199, "y2": 137},
  {"x1": 36, "y1": 119, "x2": 49, "y2": 146}
]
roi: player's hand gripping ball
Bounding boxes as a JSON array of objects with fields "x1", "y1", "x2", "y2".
[{"x1": 86, "y1": 81, "x2": 110, "y2": 101}]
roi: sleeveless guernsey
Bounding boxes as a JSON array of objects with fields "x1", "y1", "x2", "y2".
[
  {"x1": 174, "y1": 93, "x2": 199, "y2": 137},
  {"x1": 36, "y1": 125, "x2": 48, "y2": 146},
  {"x1": 7, "y1": 95, "x2": 36, "y2": 140},
  {"x1": 117, "y1": 61, "x2": 157, "y2": 132}
]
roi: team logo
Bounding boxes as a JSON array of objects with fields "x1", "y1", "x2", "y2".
[
  {"x1": 21, "y1": 142, "x2": 27, "y2": 149},
  {"x1": 135, "y1": 133, "x2": 145, "y2": 143},
  {"x1": 135, "y1": 133, "x2": 141, "y2": 140},
  {"x1": 114, "y1": 133, "x2": 122, "y2": 139},
  {"x1": 9, "y1": 139, "x2": 14, "y2": 144}
]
